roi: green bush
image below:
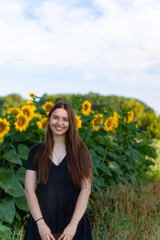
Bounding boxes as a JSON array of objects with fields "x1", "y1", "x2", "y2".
[{"x1": 0, "y1": 94, "x2": 157, "y2": 238}]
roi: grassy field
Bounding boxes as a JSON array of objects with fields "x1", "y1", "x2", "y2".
[{"x1": 90, "y1": 182, "x2": 160, "y2": 240}]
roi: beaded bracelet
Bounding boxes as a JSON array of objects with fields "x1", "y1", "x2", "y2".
[{"x1": 35, "y1": 217, "x2": 43, "y2": 223}]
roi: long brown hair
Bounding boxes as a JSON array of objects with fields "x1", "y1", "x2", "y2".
[{"x1": 34, "y1": 102, "x2": 93, "y2": 188}]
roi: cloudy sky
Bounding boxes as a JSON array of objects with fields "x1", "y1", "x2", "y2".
[{"x1": 0, "y1": 0, "x2": 159, "y2": 114}]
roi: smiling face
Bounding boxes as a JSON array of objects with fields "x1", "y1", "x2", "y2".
[{"x1": 49, "y1": 108, "x2": 69, "y2": 137}]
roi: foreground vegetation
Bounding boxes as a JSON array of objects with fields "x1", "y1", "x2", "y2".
[
  {"x1": 2, "y1": 181, "x2": 160, "y2": 240},
  {"x1": 1, "y1": 139, "x2": 160, "y2": 239},
  {"x1": 91, "y1": 182, "x2": 160, "y2": 240},
  {"x1": 0, "y1": 94, "x2": 159, "y2": 239}
]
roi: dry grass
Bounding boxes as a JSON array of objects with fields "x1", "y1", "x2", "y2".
[{"x1": 89, "y1": 182, "x2": 160, "y2": 240}]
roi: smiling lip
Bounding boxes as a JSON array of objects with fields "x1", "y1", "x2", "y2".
[{"x1": 55, "y1": 127, "x2": 63, "y2": 131}]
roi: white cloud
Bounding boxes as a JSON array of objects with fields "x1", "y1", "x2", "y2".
[{"x1": 0, "y1": 0, "x2": 160, "y2": 88}]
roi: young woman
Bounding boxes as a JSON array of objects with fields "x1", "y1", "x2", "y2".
[{"x1": 24, "y1": 102, "x2": 93, "y2": 240}]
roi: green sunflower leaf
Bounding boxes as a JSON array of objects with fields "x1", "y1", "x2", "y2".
[
  {"x1": 14, "y1": 196, "x2": 28, "y2": 211},
  {"x1": 3, "y1": 149, "x2": 22, "y2": 165},
  {"x1": 17, "y1": 144, "x2": 30, "y2": 160},
  {"x1": 0, "y1": 196, "x2": 15, "y2": 224},
  {"x1": 108, "y1": 161, "x2": 123, "y2": 175},
  {"x1": 0, "y1": 168, "x2": 24, "y2": 197}
]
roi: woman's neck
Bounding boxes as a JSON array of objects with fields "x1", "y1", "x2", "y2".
[
  {"x1": 53, "y1": 135, "x2": 66, "y2": 146},
  {"x1": 52, "y1": 135, "x2": 66, "y2": 157}
]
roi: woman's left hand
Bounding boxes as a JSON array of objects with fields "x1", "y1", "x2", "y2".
[{"x1": 58, "y1": 219, "x2": 78, "y2": 240}]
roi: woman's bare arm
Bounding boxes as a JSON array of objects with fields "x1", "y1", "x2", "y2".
[
  {"x1": 58, "y1": 178, "x2": 91, "y2": 240},
  {"x1": 25, "y1": 170, "x2": 55, "y2": 240},
  {"x1": 25, "y1": 170, "x2": 42, "y2": 220},
  {"x1": 71, "y1": 178, "x2": 91, "y2": 222}
]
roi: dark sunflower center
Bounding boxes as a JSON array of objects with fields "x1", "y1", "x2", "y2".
[
  {"x1": 46, "y1": 105, "x2": 52, "y2": 111},
  {"x1": 94, "y1": 119, "x2": 100, "y2": 124},
  {"x1": 84, "y1": 104, "x2": 89, "y2": 111},
  {"x1": 126, "y1": 116, "x2": 129, "y2": 122},
  {"x1": 107, "y1": 120, "x2": 112, "y2": 127},
  {"x1": 0, "y1": 123, "x2": 5, "y2": 132},
  {"x1": 18, "y1": 117, "x2": 25, "y2": 126}
]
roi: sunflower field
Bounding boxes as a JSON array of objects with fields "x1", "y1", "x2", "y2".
[{"x1": 0, "y1": 94, "x2": 157, "y2": 239}]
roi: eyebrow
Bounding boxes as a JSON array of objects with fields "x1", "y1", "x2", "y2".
[{"x1": 52, "y1": 114, "x2": 68, "y2": 119}]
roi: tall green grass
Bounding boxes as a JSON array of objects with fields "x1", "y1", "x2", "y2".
[
  {"x1": 2, "y1": 182, "x2": 160, "y2": 240},
  {"x1": 89, "y1": 182, "x2": 160, "y2": 240}
]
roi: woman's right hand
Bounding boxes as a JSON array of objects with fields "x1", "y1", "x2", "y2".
[{"x1": 37, "y1": 219, "x2": 55, "y2": 240}]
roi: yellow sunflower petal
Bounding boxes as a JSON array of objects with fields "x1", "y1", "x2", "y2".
[
  {"x1": 14, "y1": 114, "x2": 29, "y2": 132},
  {"x1": 124, "y1": 111, "x2": 134, "y2": 124},
  {"x1": 34, "y1": 113, "x2": 42, "y2": 119},
  {"x1": 104, "y1": 116, "x2": 114, "y2": 132},
  {"x1": 29, "y1": 93, "x2": 35, "y2": 98},
  {"x1": 75, "y1": 115, "x2": 82, "y2": 130},
  {"x1": 91, "y1": 114, "x2": 103, "y2": 131},
  {"x1": 26, "y1": 101, "x2": 36, "y2": 111},
  {"x1": 0, "y1": 118, "x2": 10, "y2": 138},
  {"x1": 7, "y1": 107, "x2": 20, "y2": 115},
  {"x1": 42, "y1": 102, "x2": 54, "y2": 113},
  {"x1": 41, "y1": 118, "x2": 48, "y2": 129},
  {"x1": 112, "y1": 112, "x2": 119, "y2": 129},
  {"x1": 81, "y1": 100, "x2": 92, "y2": 116},
  {"x1": 37, "y1": 121, "x2": 43, "y2": 129},
  {"x1": 21, "y1": 105, "x2": 34, "y2": 121}
]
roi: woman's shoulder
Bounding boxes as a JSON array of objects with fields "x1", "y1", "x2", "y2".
[
  {"x1": 26, "y1": 142, "x2": 43, "y2": 170},
  {"x1": 32, "y1": 142, "x2": 43, "y2": 148},
  {"x1": 30, "y1": 142, "x2": 43, "y2": 153}
]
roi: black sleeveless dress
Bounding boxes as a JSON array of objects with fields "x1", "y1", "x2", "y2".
[{"x1": 24, "y1": 144, "x2": 92, "y2": 240}]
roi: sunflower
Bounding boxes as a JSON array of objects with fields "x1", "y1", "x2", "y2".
[
  {"x1": 75, "y1": 115, "x2": 82, "y2": 130},
  {"x1": 91, "y1": 114, "x2": 103, "y2": 131},
  {"x1": 41, "y1": 118, "x2": 48, "y2": 129},
  {"x1": 81, "y1": 100, "x2": 92, "y2": 115},
  {"x1": 29, "y1": 93, "x2": 35, "y2": 98},
  {"x1": 0, "y1": 138, "x2": 3, "y2": 143},
  {"x1": 26, "y1": 101, "x2": 36, "y2": 111},
  {"x1": 103, "y1": 108, "x2": 107, "y2": 113},
  {"x1": 34, "y1": 113, "x2": 42, "y2": 119},
  {"x1": 113, "y1": 112, "x2": 118, "y2": 118},
  {"x1": 7, "y1": 107, "x2": 20, "y2": 115},
  {"x1": 42, "y1": 102, "x2": 54, "y2": 113},
  {"x1": 112, "y1": 112, "x2": 119, "y2": 129},
  {"x1": 27, "y1": 100, "x2": 33, "y2": 105},
  {"x1": 124, "y1": 111, "x2": 134, "y2": 124},
  {"x1": 21, "y1": 105, "x2": 34, "y2": 121},
  {"x1": 37, "y1": 121, "x2": 43, "y2": 129},
  {"x1": 15, "y1": 114, "x2": 29, "y2": 132},
  {"x1": 104, "y1": 116, "x2": 114, "y2": 132},
  {"x1": 0, "y1": 118, "x2": 10, "y2": 138}
]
